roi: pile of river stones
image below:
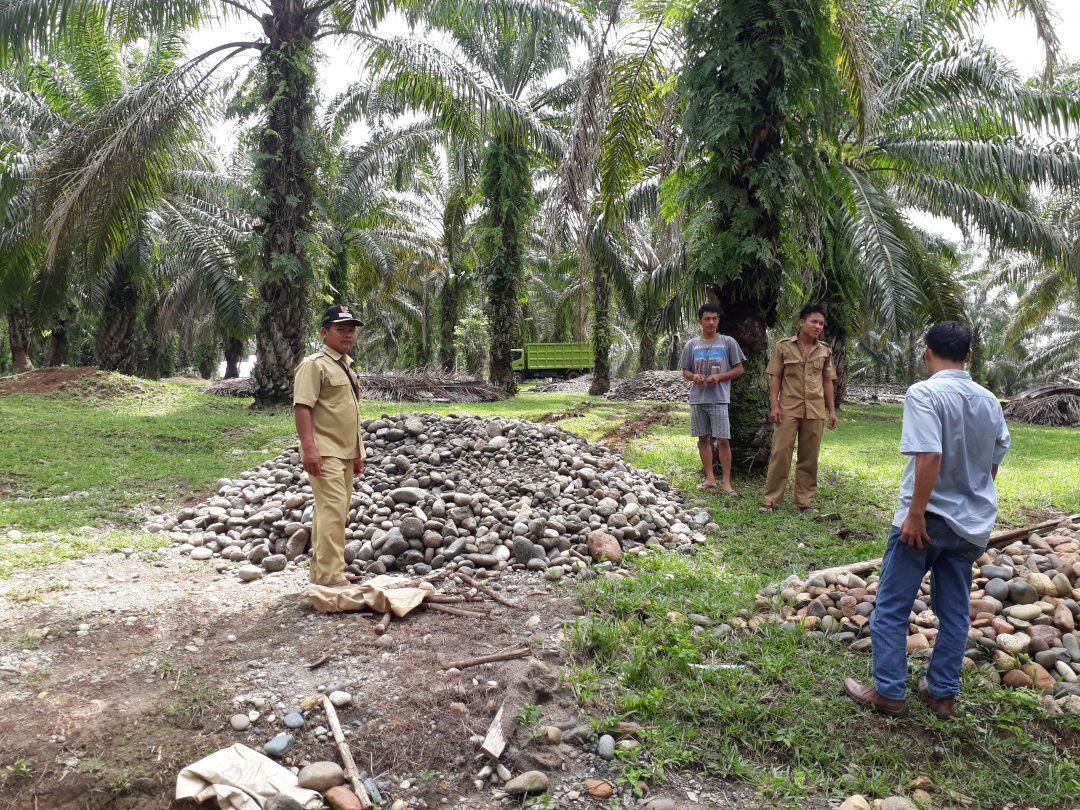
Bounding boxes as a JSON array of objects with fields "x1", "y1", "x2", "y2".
[
  {"x1": 756, "y1": 516, "x2": 1080, "y2": 710},
  {"x1": 147, "y1": 413, "x2": 704, "y2": 580},
  {"x1": 603, "y1": 371, "x2": 691, "y2": 403}
]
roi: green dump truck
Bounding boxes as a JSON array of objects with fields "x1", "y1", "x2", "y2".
[{"x1": 511, "y1": 342, "x2": 593, "y2": 381}]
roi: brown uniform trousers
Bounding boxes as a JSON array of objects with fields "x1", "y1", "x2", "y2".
[{"x1": 763, "y1": 336, "x2": 836, "y2": 506}]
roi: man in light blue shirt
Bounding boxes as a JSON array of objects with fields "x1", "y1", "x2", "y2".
[{"x1": 845, "y1": 322, "x2": 1010, "y2": 719}]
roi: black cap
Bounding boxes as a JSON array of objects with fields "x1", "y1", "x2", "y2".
[{"x1": 321, "y1": 304, "x2": 361, "y2": 327}]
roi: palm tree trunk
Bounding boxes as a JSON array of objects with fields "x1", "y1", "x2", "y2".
[
  {"x1": 420, "y1": 280, "x2": 431, "y2": 367},
  {"x1": 224, "y1": 336, "x2": 244, "y2": 379},
  {"x1": 667, "y1": 334, "x2": 680, "y2": 370},
  {"x1": 969, "y1": 326, "x2": 984, "y2": 385},
  {"x1": 438, "y1": 278, "x2": 460, "y2": 372},
  {"x1": 716, "y1": 288, "x2": 772, "y2": 466},
  {"x1": 95, "y1": 261, "x2": 138, "y2": 374},
  {"x1": 251, "y1": 0, "x2": 318, "y2": 406},
  {"x1": 829, "y1": 332, "x2": 848, "y2": 406},
  {"x1": 905, "y1": 331, "x2": 917, "y2": 384},
  {"x1": 479, "y1": 137, "x2": 531, "y2": 393},
  {"x1": 7, "y1": 308, "x2": 34, "y2": 373},
  {"x1": 47, "y1": 314, "x2": 68, "y2": 367},
  {"x1": 589, "y1": 262, "x2": 612, "y2": 395},
  {"x1": 638, "y1": 330, "x2": 656, "y2": 372}
]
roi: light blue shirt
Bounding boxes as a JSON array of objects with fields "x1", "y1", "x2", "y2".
[{"x1": 893, "y1": 369, "x2": 1010, "y2": 547}]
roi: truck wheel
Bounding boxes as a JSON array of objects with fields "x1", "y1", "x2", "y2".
[
  {"x1": 565, "y1": 370, "x2": 581, "y2": 380},
  {"x1": 512, "y1": 372, "x2": 523, "y2": 385}
]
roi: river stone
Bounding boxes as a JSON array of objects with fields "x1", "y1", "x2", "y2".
[
  {"x1": 238, "y1": 565, "x2": 265, "y2": 582},
  {"x1": 399, "y1": 517, "x2": 425, "y2": 539},
  {"x1": 839, "y1": 796, "x2": 871, "y2": 810},
  {"x1": 1004, "y1": 603, "x2": 1043, "y2": 622},
  {"x1": 1054, "y1": 604, "x2": 1075, "y2": 632},
  {"x1": 996, "y1": 633, "x2": 1030, "y2": 654},
  {"x1": 1022, "y1": 661, "x2": 1056, "y2": 691},
  {"x1": 984, "y1": 578, "x2": 1010, "y2": 602},
  {"x1": 980, "y1": 564, "x2": 1013, "y2": 580},
  {"x1": 298, "y1": 762, "x2": 345, "y2": 792},
  {"x1": 513, "y1": 537, "x2": 534, "y2": 564},
  {"x1": 262, "y1": 554, "x2": 287, "y2": 573},
  {"x1": 1063, "y1": 633, "x2": 1080, "y2": 661},
  {"x1": 283, "y1": 711, "x2": 305, "y2": 729},
  {"x1": 586, "y1": 531, "x2": 622, "y2": 564},
  {"x1": 880, "y1": 798, "x2": 917, "y2": 810},
  {"x1": 190, "y1": 547, "x2": 213, "y2": 560},
  {"x1": 325, "y1": 786, "x2": 363, "y2": 810},
  {"x1": 504, "y1": 771, "x2": 549, "y2": 796},
  {"x1": 1009, "y1": 580, "x2": 1038, "y2": 604},
  {"x1": 263, "y1": 734, "x2": 294, "y2": 758},
  {"x1": 329, "y1": 690, "x2": 352, "y2": 707},
  {"x1": 1029, "y1": 572, "x2": 1057, "y2": 596},
  {"x1": 265, "y1": 797, "x2": 304, "y2": 810},
  {"x1": 389, "y1": 488, "x2": 425, "y2": 504},
  {"x1": 230, "y1": 713, "x2": 251, "y2": 731},
  {"x1": 1053, "y1": 573, "x2": 1073, "y2": 597},
  {"x1": 597, "y1": 734, "x2": 616, "y2": 760},
  {"x1": 1003, "y1": 669, "x2": 1034, "y2": 689}
]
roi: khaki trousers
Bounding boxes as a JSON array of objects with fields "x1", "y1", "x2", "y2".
[
  {"x1": 763, "y1": 416, "x2": 825, "y2": 506},
  {"x1": 308, "y1": 456, "x2": 354, "y2": 586}
]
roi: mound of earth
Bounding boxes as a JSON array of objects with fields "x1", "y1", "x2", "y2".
[
  {"x1": 0, "y1": 367, "x2": 159, "y2": 398},
  {"x1": 603, "y1": 371, "x2": 691, "y2": 403},
  {"x1": 533, "y1": 374, "x2": 596, "y2": 393}
]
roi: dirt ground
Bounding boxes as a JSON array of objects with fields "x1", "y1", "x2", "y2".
[{"x1": 0, "y1": 546, "x2": 764, "y2": 810}]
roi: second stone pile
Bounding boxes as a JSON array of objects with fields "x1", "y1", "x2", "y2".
[
  {"x1": 150, "y1": 412, "x2": 701, "y2": 580},
  {"x1": 758, "y1": 516, "x2": 1080, "y2": 706}
]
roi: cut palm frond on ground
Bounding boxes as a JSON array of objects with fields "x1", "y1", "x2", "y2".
[{"x1": 1004, "y1": 384, "x2": 1080, "y2": 427}]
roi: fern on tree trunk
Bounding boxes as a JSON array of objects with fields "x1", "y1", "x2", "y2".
[{"x1": 251, "y1": 0, "x2": 318, "y2": 406}]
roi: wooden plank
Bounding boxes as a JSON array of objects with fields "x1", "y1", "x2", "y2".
[
  {"x1": 808, "y1": 514, "x2": 1079, "y2": 580},
  {"x1": 480, "y1": 703, "x2": 507, "y2": 760}
]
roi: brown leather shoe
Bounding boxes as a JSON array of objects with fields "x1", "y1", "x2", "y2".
[
  {"x1": 918, "y1": 677, "x2": 955, "y2": 719},
  {"x1": 844, "y1": 677, "x2": 908, "y2": 716}
]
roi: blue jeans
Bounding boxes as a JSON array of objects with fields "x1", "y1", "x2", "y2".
[{"x1": 870, "y1": 514, "x2": 983, "y2": 700}]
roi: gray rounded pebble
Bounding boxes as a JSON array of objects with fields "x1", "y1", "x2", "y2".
[
  {"x1": 283, "y1": 711, "x2": 305, "y2": 729},
  {"x1": 230, "y1": 714, "x2": 251, "y2": 731},
  {"x1": 597, "y1": 733, "x2": 615, "y2": 760},
  {"x1": 263, "y1": 733, "x2": 295, "y2": 758}
]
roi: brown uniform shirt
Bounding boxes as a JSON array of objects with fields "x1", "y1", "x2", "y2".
[
  {"x1": 293, "y1": 347, "x2": 366, "y2": 460},
  {"x1": 765, "y1": 336, "x2": 837, "y2": 420}
]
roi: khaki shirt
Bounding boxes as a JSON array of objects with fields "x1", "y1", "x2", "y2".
[
  {"x1": 765, "y1": 336, "x2": 837, "y2": 419},
  {"x1": 293, "y1": 346, "x2": 365, "y2": 460}
]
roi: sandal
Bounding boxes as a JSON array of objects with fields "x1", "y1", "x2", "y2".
[
  {"x1": 722, "y1": 488, "x2": 740, "y2": 498},
  {"x1": 698, "y1": 482, "x2": 718, "y2": 490},
  {"x1": 758, "y1": 502, "x2": 775, "y2": 513},
  {"x1": 797, "y1": 505, "x2": 818, "y2": 515}
]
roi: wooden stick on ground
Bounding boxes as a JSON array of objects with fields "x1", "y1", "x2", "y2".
[
  {"x1": 321, "y1": 695, "x2": 372, "y2": 809},
  {"x1": 424, "y1": 602, "x2": 489, "y2": 619},
  {"x1": 456, "y1": 573, "x2": 524, "y2": 609},
  {"x1": 440, "y1": 645, "x2": 532, "y2": 670},
  {"x1": 809, "y1": 514, "x2": 1080, "y2": 579},
  {"x1": 373, "y1": 612, "x2": 392, "y2": 635}
]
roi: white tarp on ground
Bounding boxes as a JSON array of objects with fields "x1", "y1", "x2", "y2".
[{"x1": 175, "y1": 743, "x2": 321, "y2": 810}]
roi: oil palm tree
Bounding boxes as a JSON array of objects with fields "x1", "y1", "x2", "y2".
[{"x1": 361, "y1": 0, "x2": 587, "y2": 390}]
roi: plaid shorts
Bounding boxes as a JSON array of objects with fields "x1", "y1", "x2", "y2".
[{"x1": 690, "y1": 403, "x2": 731, "y2": 439}]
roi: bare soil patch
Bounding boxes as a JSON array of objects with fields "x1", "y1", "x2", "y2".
[
  {"x1": 0, "y1": 549, "x2": 759, "y2": 810},
  {"x1": 1, "y1": 367, "x2": 99, "y2": 395},
  {"x1": 600, "y1": 405, "x2": 673, "y2": 454}
]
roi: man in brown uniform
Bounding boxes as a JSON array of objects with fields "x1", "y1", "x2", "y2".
[
  {"x1": 760, "y1": 304, "x2": 837, "y2": 512},
  {"x1": 293, "y1": 305, "x2": 366, "y2": 586}
]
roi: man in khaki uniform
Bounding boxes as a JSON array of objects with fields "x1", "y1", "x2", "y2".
[
  {"x1": 761, "y1": 303, "x2": 838, "y2": 512},
  {"x1": 293, "y1": 305, "x2": 366, "y2": 586}
]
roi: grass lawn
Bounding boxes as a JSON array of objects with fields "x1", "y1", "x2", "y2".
[{"x1": 1, "y1": 381, "x2": 1079, "y2": 805}]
